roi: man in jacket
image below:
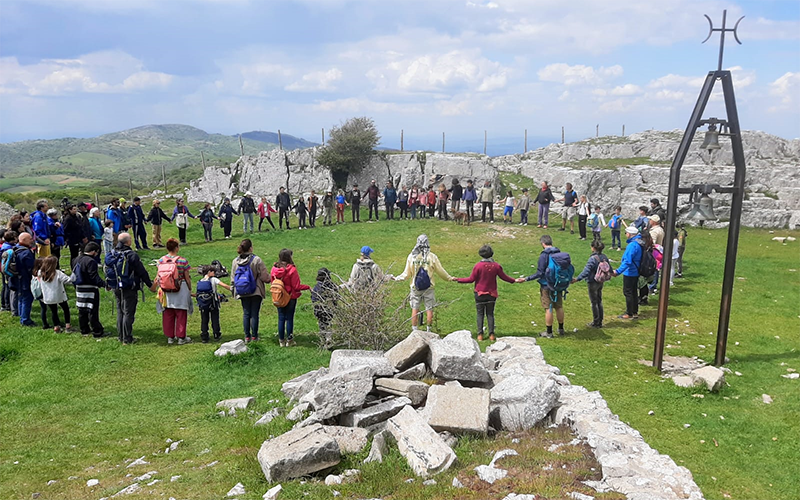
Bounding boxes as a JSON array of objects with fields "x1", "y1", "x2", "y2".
[
  {"x1": 240, "y1": 191, "x2": 257, "y2": 233},
  {"x1": 556, "y1": 183, "x2": 579, "y2": 234},
  {"x1": 146, "y1": 199, "x2": 171, "y2": 248},
  {"x1": 106, "y1": 199, "x2": 124, "y2": 243},
  {"x1": 449, "y1": 179, "x2": 463, "y2": 213},
  {"x1": 31, "y1": 199, "x2": 51, "y2": 257},
  {"x1": 648, "y1": 198, "x2": 666, "y2": 225},
  {"x1": 74, "y1": 242, "x2": 107, "y2": 337},
  {"x1": 77, "y1": 202, "x2": 93, "y2": 251},
  {"x1": 382, "y1": 182, "x2": 397, "y2": 220},
  {"x1": 462, "y1": 179, "x2": 477, "y2": 221},
  {"x1": 307, "y1": 190, "x2": 319, "y2": 228},
  {"x1": 348, "y1": 184, "x2": 361, "y2": 222},
  {"x1": 275, "y1": 187, "x2": 292, "y2": 229},
  {"x1": 62, "y1": 203, "x2": 85, "y2": 267},
  {"x1": 613, "y1": 226, "x2": 643, "y2": 320},
  {"x1": 365, "y1": 179, "x2": 381, "y2": 221},
  {"x1": 127, "y1": 197, "x2": 148, "y2": 250},
  {"x1": 516, "y1": 235, "x2": 566, "y2": 338},
  {"x1": 111, "y1": 233, "x2": 155, "y2": 345},
  {"x1": 10, "y1": 232, "x2": 36, "y2": 326},
  {"x1": 394, "y1": 234, "x2": 453, "y2": 332},
  {"x1": 479, "y1": 180, "x2": 495, "y2": 223},
  {"x1": 321, "y1": 190, "x2": 335, "y2": 226}
]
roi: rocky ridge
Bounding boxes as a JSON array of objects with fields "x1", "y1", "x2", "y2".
[{"x1": 184, "y1": 130, "x2": 800, "y2": 229}]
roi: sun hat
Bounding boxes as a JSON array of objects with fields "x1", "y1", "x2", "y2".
[
  {"x1": 625, "y1": 225, "x2": 639, "y2": 235},
  {"x1": 245, "y1": 191, "x2": 252, "y2": 196}
]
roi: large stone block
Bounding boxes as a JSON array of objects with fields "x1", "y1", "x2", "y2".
[
  {"x1": 281, "y1": 368, "x2": 328, "y2": 403},
  {"x1": 387, "y1": 406, "x2": 457, "y2": 477},
  {"x1": 394, "y1": 362, "x2": 427, "y2": 380},
  {"x1": 374, "y1": 378, "x2": 429, "y2": 406},
  {"x1": 428, "y1": 330, "x2": 490, "y2": 383},
  {"x1": 427, "y1": 385, "x2": 490, "y2": 435},
  {"x1": 257, "y1": 424, "x2": 341, "y2": 482},
  {"x1": 384, "y1": 331, "x2": 436, "y2": 371},
  {"x1": 311, "y1": 366, "x2": 373, "y2": 420},
  {"x1": 339, "y1": 396, "x2": 411, "y2": 428},
  {"x1": 321, "y1": 426, "x2": 370, "y2": 454},
  {"x1": 490, "y1": 374, "x2": 560, "y2": 431},
  {"x1": 330, "y1": 349, "x2": 394, "y2": 378},
  {"x1": 690, "y1": 366, "x2": 726, "y2": 392}
]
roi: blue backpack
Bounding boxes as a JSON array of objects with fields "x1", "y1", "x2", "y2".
[
  {"x1": 105, "y1": 249, "x2": 136, "y2": 289},
  {"x1": 196, "y1": 279, "x2": 218, "y2": 310},
  {"x1": 2, "y1": 247, "x2": 23, "y2": 278},
  {"x1": 233, "y1": 256, "x2": 257, "y2": 296},
  {"x1": 544, "y1": 251, "x2": 574, "y2": 304},
  {"x1": 414, "y1": 258, "x2": 431, "y2": 291}
]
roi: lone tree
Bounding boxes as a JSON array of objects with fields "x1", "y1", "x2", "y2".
[{"x1": 318, "y1": 117, "x2": 380, "y2": 187}]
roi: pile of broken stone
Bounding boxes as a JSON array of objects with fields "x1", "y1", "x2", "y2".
[{"x1": 248, "y1": 330, "x2": 705, "y2": 500}]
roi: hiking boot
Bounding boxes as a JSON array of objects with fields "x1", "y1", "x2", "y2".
[
  {"x1": 213, "y1": 334, "x2": 221, "y2": 341},
  {"x1": 489, "y1": 334, "x2": 496, "y2": 341},
  {"x1": 167, "y1": 337, "x2": 175, "y2": 345},
  {"x1": 617, "y1": 314, "x2": 636, "y2": 320},
  {"x1": 558, "y1": 227, "x2": 565, "y2": 231},
  {"x1": 586, "y1": 322, "x2": 599, "y2": 328},
  {"x1": 539, "y1": 331, "x2": 554, "y2": 338},
  {"x1": 279, "y1": 340, "x2": 286, "y2": 347},
  {"x1": 570, "y1": 230, "x2": 575, "y2": 234},
  {"x1": 558, "y1": 329, "x2": 566, "y2": 336},
  {"x1": 252, "y1": 336, "x2": 259, "y2": 342},
  {"x1": 201, "y1": 338, "x2": 209, "y2": 344},
  {"x1": 477, "y1": 334, "x2": 484, "y2": 341},
  {"x1": 178, "y1": 337, "x2": 192, "y2": 345},
  {"x1": 287, "y1": 339, "x2": 297, "y2": 347},
  {"x1": 244, "y1": 337, "x2": 251, "y2": 344},
  {"x1": 54, "y1": 326, "x2": 62, "y2": 333}
]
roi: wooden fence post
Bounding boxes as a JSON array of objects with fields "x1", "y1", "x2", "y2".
[
  {"x1": 162, "y1": 165, "x2": 167, "y2": 194},
  {"x1": 128, "y1": 179, "x2": 133, "y2": 199},
  {"x1": 561, "y1": 126, "x2": 565, "y2": 144},
  {"x1": 201, "y1": 151, "x2": 207, "y2": 169},
  {"x1": 278, "y1": 129, "x2": 283, "y2": 150},
  {"x1": 622, "y1": 124, "x2": 626, "y2": 137},
  {"x1": 239, "y1": 134, "x2": 244, "y2": 156},
  {"x1": 484, "y1": 130, "x2": 487, "y2": 155},
  {"x1": 596, "y1": 124, "x2": 599, "y2": 137},
  {"x1": 524, "y1": 129, "x2": 527, "y2": 153},
  {"x1": 442, "y1": 132, "x2": 445, "y2": 153},
  {"x1": 401, "y1": 130, "x2": 404, "y2": 152}
]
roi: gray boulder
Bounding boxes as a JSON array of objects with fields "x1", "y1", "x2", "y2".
[
  {"x1": 311, "y1": 366, "x2": 373, "y2": 420},
  {"x1": 363, "y1": 430, "x2": 390, "y2": 464},
  {"x1": 321, "y1": 426, "x2": 370, "y2": 454},
  {"x1": 374, "y1": 378, "x2": 430, "y2": 406},
  {"x1": 394, "y1": 362, "x2": 427, "y2": 380},
  {"x1": 490, "y1": 374, "x2": 560, "y2": 431},
  {"x1": 387, "y1": 406, "x2": 457, "y2": 477},
  {"x1": 281, "y1": 368, "x2": 328, "y2": 403},
  {"x1": 257, "y1": 424, "x2": 341, "y2": 482},
  {"x1": 427, "y1": 385, "x2": 490, "y2": 435},
  {"x1": 428, "y1": 330, "x2": 490, "y2": 383},
  {"x1": 329, "y1": 349, "x2": 394, "y2": 378},
  {"x1": 690, "y1": 366, "x2": 726, "y2": 392},
  {"x1": 384, "y1": 331, "x2": 437, "y2": 371},
  {"x1": 339, "y1": 396, "x2": 411, "y2": 428},
  {"x1": 216, "y1": 397, "x2": 254, "y2": 410}
]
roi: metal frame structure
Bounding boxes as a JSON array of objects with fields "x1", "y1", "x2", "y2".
[{"x1": 653, "y1": 11, "x2": 746, "y2": 371}]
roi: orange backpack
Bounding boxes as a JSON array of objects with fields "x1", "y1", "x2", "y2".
[{"x1": 270, "y1": 278, "x2": 291, "y2": 307}]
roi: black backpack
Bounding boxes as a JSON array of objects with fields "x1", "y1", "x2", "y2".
[{"x1": 637, "y1": 240, "x2": 657, "y2": 278}]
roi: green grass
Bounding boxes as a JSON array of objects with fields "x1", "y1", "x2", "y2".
[
  {"x1": 497, "y1": 171, "x2": 537, "y2": 193},
  {"x1": 0, "y1": 211, "x2": 798, "y2": 500},
  {"x1": 559, "y1": 157, "x2": 670, "y2": 170}
]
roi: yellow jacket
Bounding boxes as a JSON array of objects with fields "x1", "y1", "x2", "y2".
[{"x1": 395, "y1": 251, "x2": 452, "y2": 290}]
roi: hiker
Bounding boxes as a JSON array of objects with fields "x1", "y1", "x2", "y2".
[
  {"x1": 1, "y1": 230, "x2": 18, "y2": 314},
  {"x1": 437, "y1": 183, "x2": 450, "y2": 220},
  {"x1": 311, "y1": 267, "x2": 338, "y2": 347},
  {"x1": 31, "y1": 200, "x2": 51, "y2": 257},
  {"x1": 608, "y1": 206, "x2": 626, "y2": 251},
  {"x1": 293, "y1": 197, "x2": 309, "y2": 229},
  {"x1": 516, "y1": 234, "x2": 572, "y2": 338},
  {"x1": 73, "y1": 242, "x2": 106, "y2": 337},
  {"x1": 128, "y1": 197, "x2": 148, "y2": 250},
  {"x1": 61, "y1": 203, "x2": 84, "y2": 268},
  {"x1": 119, "y1": 198, "x2": 132, "y2": 232},
  {"x1": 449, "y1": 178, "x2": 463, "y2": 213},
  {"x1": 321, "y1": 190, "x2": 335, "y2": 226},
  {"x1": 394, "y1": 234, "x2": 453, "y2": 332},
  {"x1": 171, "y1": 199, "x2": 196, "y2": 245},
  {"x1": 397, "y1": 185, "x2": 410, "y2": 219},
  {"x1": 383, "y1": 181, "x2": 397, "y2": 220},
  {"x1": 502, "y1": 190, "x2": 516, "y2": 224},
  {"x1": 146, "y1": 199, "x2": 171, "y2": 249},
  {"x1": 335, "y1": 189, "x2": 347, "y2": 224},
  {"x1": 270, "y1": 248, "x2": 311, "y2": 347},
  {"x1": 47, "y1": 208, "x2": 65, "y2": 269},
  {"x1": 231, "y1": 239, "x2": 270, "y2": 343},
  {"x1": 648, "y1": 214, "x2": 665, "y2": 246},
  {"x1": 409, "y1": 184, "x2": 421, "y2": 219},
  {"x1": 517, "y1": 188, "x2": 531, "y2": 226},
  {"x1": 612, "y1": 226, "x2": 644, "y2": 320},
  {"x1": 451, "y1": 244, "x2": 516, "y2": 341},
  {"x1": 258, "y1": 197, "x2": 277, "y2": 231},
  {"x1": 240, "y1": 191, "x2": 257, "y2": 234},
  {"x1": 307, "y1": 190, "x2": 319, "y2": 228},
  {"x1": 588, "y1": 205, "x2": 606, "y2": 244},
  {"x1": 89, "y1": 208, "x2": 104, "y2": 248},
  {"x1": 348, "y1": 184, "x2": 361, "y2": 222},
  {"x1": 576, "y1": 195, "x2": 591, "y2": 241},
  {"x1": 36, "y1": 255, "x2": 74, "y2": 333},
  {"x1": 276, "y1": 187, "x2": 292, "y2": 229},
  {"x1": 199, "y1": 202, "x2": 218, "y2": 242},
  {"x1": 196, "y1": 264, "x2": 232, "y2": 343},
  {"x1": 102, "y1": 220, "x2": 114, "y2": 256},
  {"x1": 10, "y1": 232, "x2": 36, "y2": 326},
  {"x1": 648, "y1": 198, "x2": 666, "y2": 224},
  {"x1": 556, "y1": 183, "x2": 579, "y2": 234},
  {"x1": 633, "y1": 206, "x2": 650, "y2": 234},
  {"x1": 155, "y1": 238, "x2": 193, "y2": 345},
  {"x1": 349, "y1": 246, "x2": 383, "y2": 288},
  {"x1": 365, "y1": 179, "x2": 381, "y2": 221},
  {"x1": 534, "y1": 181, "x2": 556, "y2": 228},
  {"x1": 218, "y1": 197, "x2": 238, "y2": 239},
  {"x1": 479, "y1": 180, "x2": 495, "y2": 223},
  {"x1": 675, "y1": 225, "x2": 688, "y2": 278},
  {"x1": 637, "y1": 230, "x2": 658, "y2": 305},
  {"x1": 572, "y1": 239, "x2": 612, "y2": 328},
  {"x1": 426, "y1": 185, "x2": 437, "y2": 218},
  {"x1": 74, "y1": 203, "x2": 92, "y2": 254},
  {"x1": 106, "y1": 232, "x2": 155, "y2": 345},
  {"x1": 670, "y1": 230, "x2": 681, "y2": 286}
]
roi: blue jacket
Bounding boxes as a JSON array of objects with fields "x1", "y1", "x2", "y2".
[
  {"x1": 462, "y1": 186, "x2": 477, "y2": 201},
  {"x1": 89, "y1": 217, "x2": 104, "y2": 241},
  {"x1": 172, "y1": 206, "x2": 195, "y2": 221},
  {"x1": 524, "y1": 246, "x2": 561, "y2": 285},
  {"x1": 106, "y1": 207, "x2": 123, "y2": 233},
  {"x1": 31, "y1": 210, "x2": 49, "y2": 244},
  {"x1": 10, "y1": 245, "x2": 35, "y2": 292},
  {"x1": 634, "y1": 216, "x2": 649, "y2": 233},
  {"x1": 48, "y1": 217, "x2": 64, "y2": 247},
  {"x1": 127, "y1": 204, "x2": 146, "y2": 228},
  {"x1": 616, "y1": 235, "x2": 642, "y2": 277},
  {"x1": 576, "y1": 252, "x2": 608, "y2": 283},
  {"x1": 383, "y1": 188, "x2": 397, "y2": 205}
]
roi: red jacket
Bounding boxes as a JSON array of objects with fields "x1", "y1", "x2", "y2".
[
  {"x1": 426, "y1": 190, "x2": 436, "y2": 206},
  {"x1": 270, "y1": 264, "x2": 310, "y2": 299},
  {"x1": 456, "y1": 260, "x2": 515, "y2": 298}
]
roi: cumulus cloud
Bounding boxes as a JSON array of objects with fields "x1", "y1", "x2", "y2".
[
  {"x1": 538, "y1": 63, "x2": 623, "y2": 86},
  {"x1": 285, "y1": 68, "x2": 343, "y2": 92},
  {"x1": 769, "y1": 72, "x2": 800, "y2": 110}
]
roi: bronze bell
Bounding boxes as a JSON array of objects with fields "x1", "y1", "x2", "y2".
[
  {"x1": 688, "y1": 193, "x2": 716, "y2": 221},
  {"x1": 700, "y1": 124, "x2": 721, "y2": 151}
]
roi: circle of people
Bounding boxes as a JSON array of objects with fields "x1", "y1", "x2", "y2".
[{"x1": 0, "y1": 185, "x2": 684, "y2": 345}]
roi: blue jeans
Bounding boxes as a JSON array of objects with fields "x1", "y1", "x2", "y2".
[
  {"x1": 649, "y1": 270, "x2": 660, "y2": 292},
  {"x1": 241, "y1": 295, "x2": 262, "y2": 339},
  {"x1": 243, "y1": 212, "x2": 254, "y2": 232},
  {"x1": 277, "y1": 298, "x2": 298, "y2": 341},
  {"x1": 18, "y1": 290, "x2": 34, "y2": 325},
  {"x1": 520, "y1": 209, "x2": 528, "y2": 224},
  {"x1": 611, "y1": 230, "x2": 621, "y2": 248}
]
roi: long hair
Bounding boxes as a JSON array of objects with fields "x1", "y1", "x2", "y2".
[
  {"x1": 640, "y1": 230, "x2": 654, "y2": 250},
  {"x1": 278, "y1": 248, "x2": 294, "y2": 266},
  {"x1": 39, "y1": 256, "x2": 58, "y2": 282}
]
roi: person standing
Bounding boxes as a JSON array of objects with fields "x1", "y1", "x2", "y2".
[
  {"x1": 105, "y1": 199, "x2": 124, "y2": 243},
  {"x1": 516, "y1": 235, "x2": 568, "y2": 338},
  {"x1": 36, "y1": 255, "x2": 74, "y2": 333},
  {"x1": 397, "y1": 185, "x2": 409, "y2": 219},
  {"x1": 119, "y1": 199, "x2": 132, "y2": 233},
  {"x1": 572, "y1": 239, "x2": 611, "y2": 328},
  {"x1": 89, "y1": 207, "x2": 104, "y2": 248},
  {"x1": 293, "y1": 198, "x2": 309, "y2": 229},
  {"x1": 171, "y1": 199, "x2": 196, "y2": 245},
  {"x1": 10, "y1": 233, "x2": 36, "y2": 326},
  {"x1": 534, "y1": 182, "x2": 556, "y2": 228},
  {"x1": 240, "y1": 191, "x2": 256, "y2": 234},
  {"x1": 321, "y1": 190, "x2": 335, "y2": 226},
  {"x1": 462, "y1": 180, "x2": 477, "y2": 222},
  {"x1": 409, "y1": 184, "x2": 421, "y2": 220},
  {"x1": 348, "y1": 246, "x2": 383, "y2": 288},
  {"x1": 336, "y1": 189, "x2": 348, "y2": 224},
  {"x1": 383, "y1": 181, "x2": 397, "y2": 220},
  {"x1": 479, "y1": 180, "x2": 495, "y2": 223},
  {"x1": 648, "y1": 198, "x2": 666, "y2": 224},
  {"x1": 517, "y1": 188, "x2": 531, "y2": 226},
  {"x1": 449, "y1": 178, "x2": 463, "y2": 213},
  {"x1": 218, "y1": 198, "x2": 238, "y2": 240},
  {"x1": 1, "y1": 230, "x2": 18, "y2": 314},
  {"x1": 556, "y1": 183, "x2": 578, "y2": 234},
  {"x1": 146, "y1": 199, "x2": 171, "y2": 249},
  {"x1": 393, "y1": 234, "x2": 453, "y2": 332},
  {"x1": 276, "y1": 187, "x2": 292, "y2": 229},
  {"x1": 502, "y1": 190, "x2": 516, "y2": 224},
  {"x1": 76, "y1": 202, "x2": 92, "y2": 253},
  {"x1": 365, "y1": 180, "x2": 381, "y2": 221},
  {"x1": 128, "y1": 197, "x2": 148, "y2": 250},
  {"x1": 613, "y1": 226, "x2": 643, "y2": 320},
  {"x1": 199, "y1": 203, "x2": 218, "y2": 242},
  {"x1": 270, "y1": 248, "x2": 311, "y2": 347},
  {"x1": 575, "y1": 195, "x2": 590, "y2": 241},
  {"x1": 608, "y1": 206, "x2": 626, "y2": 251},
  {"x1": 451, "y1": 244, "x2": 516, "y2": 341},
  {"x1": 156, "y1": 238, "x2": 193, "y2": 345},
  {"x1": 47, "y1": 208, "x2": 65, "y2": 269},
  {"x1": 196, "y1": 264, "x2": 232, "y2": 343},
  {"x1": 437, "y1": 183, "x2": 450, "y2": 220},
  {"x1": 307, "y1": 190, "x2": 319, "y2": 228},
  {"x1": 426, "y1": 185, "x2": 437, "y2": 218},
  {"x1": 648, "y1": 215, "x2": 665, "y2": 246},
  {"x1": 31, "y1": 200, "x2": 51, "y2": 258},
  {"x1": 61, "y1": 204, "x2": 84, "y2": 268},
  {"x1": 258, "y1": 196, "x2": 277, "y2": 231},
  {"x1": 107, "y1": 233, "x2": 155, "y2": 344},
  {"x1": 73, "y1": 242, "x2": 106, "y2": 337},
  {"x1": 589, "y1": 205, "x2": 606, "y2": 244},
  {"x1": 348, "y1": 184, "x2": 361, "y2": 222},
  {"x1": 231, "y1": 239, "x2": 270, "y2": 343}
]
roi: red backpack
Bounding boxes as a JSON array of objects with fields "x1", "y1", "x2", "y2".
[{"x1": 157, "y1": 256, "x2": 182, "y2": 293}]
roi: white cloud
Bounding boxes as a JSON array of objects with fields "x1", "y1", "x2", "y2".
[
  {"x1": 312, "y1": 97, "x2": 423, "y2": 114},
  {"x1": 385, "y1": 50, "x2": 508, "y2": 94},
  {"x1": 538, "y1": 63, "x2": 623, "y2": 86},
  {"x1": 769, "y1": 72, "x2": 800, "y2": 110},
  {"x1": 285, "y1": 68, "x2": 343, "y2": 92}
]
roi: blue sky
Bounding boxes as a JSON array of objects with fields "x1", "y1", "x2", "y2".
[{"x1": 0, "y1": 0, "x2": 798, "y2": 148}]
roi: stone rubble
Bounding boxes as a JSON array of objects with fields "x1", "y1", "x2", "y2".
[
  {"x1": 387, "y1": 406, "x2": 457, "y2": 478},
  {"x1": 257, "y1": 424, "x2": 341, "y2": 482},
  {"x1": 226, "y1": 482, "x2": 246, "y2": 497},
  {"x1": 426, "y1": 385, "x2": 490, "y2": 435},
  {"x1": 216, "y1": 397, "x2": 255, "y2": 410},
  {"x1": 214, "y1": 339, "x2": 248, "y2": 357},
  {"x1": 262, "y1": 484, "x2": 282, "y2": 500},
  {"x1": 310, "y1": 366, "x2": 374, "y2": 420},
  {"x1": 329, "y1": 349, "x2": 394, "y2": 378},
  {"x1": 428, "y1": 330, "x2": 490, "y2": 383},
  {"x1": 374, "y1": 378, "x2": 429, "y2": 406},
  {"x1": 690, "y1": 366, "x2": 726, "y2": 392}
]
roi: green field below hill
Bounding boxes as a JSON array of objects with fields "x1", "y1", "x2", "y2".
[{"x1": 0, "y1": 210, "x2": 798, "y2": 500}]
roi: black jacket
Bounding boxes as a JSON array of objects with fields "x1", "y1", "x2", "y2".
[
  {"x1": 146, "y1": 207, "x2": 171, "y2": 225},
  {"x1": 535, "y1": 188, "x2": 555, "y2": 205},
  {"x1": 62, "y1": 214, "x2": 85, "y2": 246},
  {"x1": 115, "y1": 243, "x2": 153, "y2": 288},
  {"x1": 74, "y1": 254, "x2": 106, "y2": 288},
  {"x1": 240, "y1": 196, "x2": 256, "y2": 214},
  {"x1": 276, "y1": 192, "x2": 292, "y2": 209}
]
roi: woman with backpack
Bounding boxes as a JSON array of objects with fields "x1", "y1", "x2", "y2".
[
  {"x1": 155, "y1": 238, "x2": 193, "y2": 345},
  {"x1": 572, "y1": 239, "x2": 611, "y2": 328},
  {"x1": 270, "y1": 248, "x2": 310, "y2": 347},
  {"x1": 231, "y1": 239, "x2": 270, "y2": 343},
  {"x1": 196, "y1": 264, "x2": 232, "y2": 343}
]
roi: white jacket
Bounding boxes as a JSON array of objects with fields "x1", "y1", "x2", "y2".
[{"x1": 37, "y1": 270, "x2": 75, "y2": 305}]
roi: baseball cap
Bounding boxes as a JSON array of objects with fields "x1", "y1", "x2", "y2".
[
  {"x1": 361, "y1": 246, "x2": 375, "y2": 256},
  {"x1": 649, "y1": 215, "x2": 661, "y2": 223}
]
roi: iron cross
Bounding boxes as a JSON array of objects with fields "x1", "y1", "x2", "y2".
[{"x1": 702, "y1": 10, "x2": 745, "y2": 71}]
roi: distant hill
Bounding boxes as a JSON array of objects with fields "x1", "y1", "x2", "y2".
[
  {"x1": 0, "y1": 124, "x2": 314, "y2": 197},
  {"x1": 238, "y1": 130, "x2": 318, "y2": 150}
]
